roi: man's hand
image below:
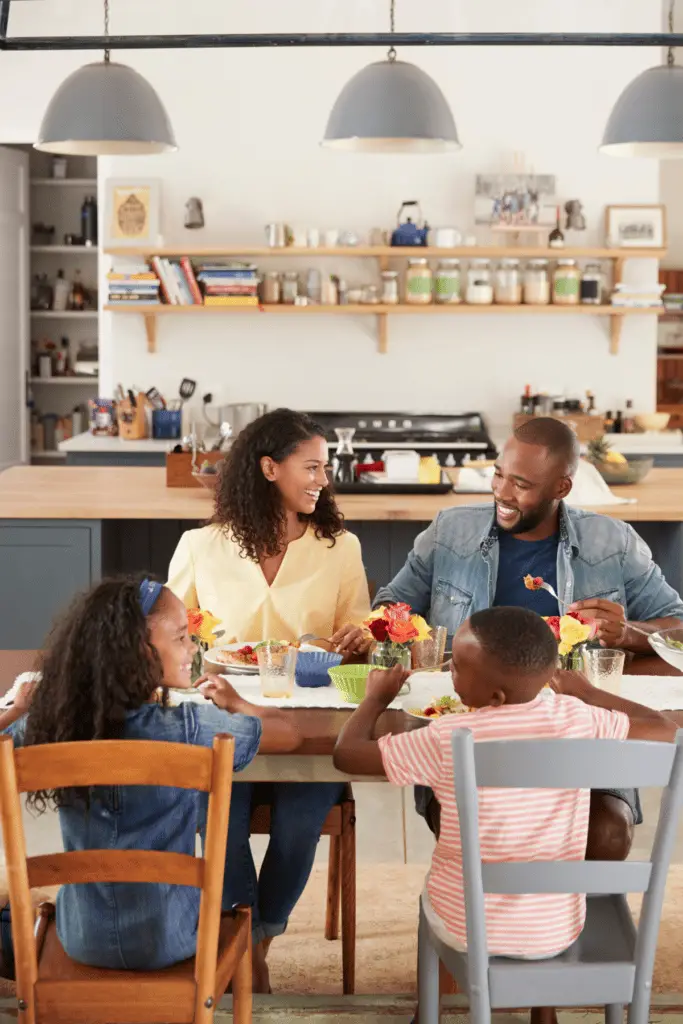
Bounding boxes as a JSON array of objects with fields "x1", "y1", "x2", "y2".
[
  {"x1": 329, "y1": 623, "x2": 372, "y2": 656},
  {"x1": 569, "y1": 598, "x2": 626, "y2": 647},
  {"x1": 550, "y1": 668, "x2": 596, "y2": 702},
  {"x1": 365, "y1": 665, "x2": 411, "y2": 707},
  {"x1": 196, "y1": 674, "x2": 244, "y2": 713}
]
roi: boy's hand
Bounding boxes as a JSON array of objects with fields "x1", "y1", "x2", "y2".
[
  {"x1": 550, "y1": 668, "x2": 596, "y2": 702},
  {"x1": 196, "y1": 674, "x2": 244, "y2": 712},
  {"x1": 365, "y1": 665, "x2": 411, "y2": 706}
]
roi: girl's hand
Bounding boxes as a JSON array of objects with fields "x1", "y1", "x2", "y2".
[
  {"x1": 330, "y1": 624, "x2": 372, "y2": 656},
  {"x1": 365, "y1": 665, "x2": 411, "y2": 706},
  {"x1": 14, "y1": 680, "x2": 36, "y2": 713},
  {"x1": 196, "y1": 674, "x2": 244, "y2": 713}
]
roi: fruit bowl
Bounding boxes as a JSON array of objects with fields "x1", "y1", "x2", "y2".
[
  {"x1": 634, "y1": 413, "x2": 670, "y2": 433},
  {"x1": 192, "y1": 472, "x2": 219, "y2": 492},
  {"x1": 593, "y1": 456, "x2": 654, "y2": 486},
  {"x1": 648, "y1": 626, "x2": 683, "y2": 673}
]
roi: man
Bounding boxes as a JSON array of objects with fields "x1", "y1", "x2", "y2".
[{"x1": 375, "y1": 416, "x2": 683, "y2": 857}]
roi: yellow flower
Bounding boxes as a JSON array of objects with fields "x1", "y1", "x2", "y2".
[
  {"x1": 558, "y1": 641, "x2": 572, "y2": 657},
  {"x1": 195, "y1": 610, "x2": 222, "y2": 647},
  {"x1": 412, "y1": 615, "x2": 433, "y2": 642},
  {"x1": 558, "y1": 615, "x2": 592, "y2": 652},
  {"x1": 364, "y1": 606, "x2": 388, "y2": 624}
]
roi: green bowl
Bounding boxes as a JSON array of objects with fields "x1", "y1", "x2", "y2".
[{"x1": 328, "y1": 664, "x2": 373, "y2": 703}]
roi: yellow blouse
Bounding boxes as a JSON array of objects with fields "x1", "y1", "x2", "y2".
[{"x1": 167, "y1": 525, "x2": 371, "y2": 642}]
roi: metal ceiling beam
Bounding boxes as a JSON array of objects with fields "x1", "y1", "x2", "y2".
[{"x1": 2, "y1": 31, "x2": 683, "y2": 52}]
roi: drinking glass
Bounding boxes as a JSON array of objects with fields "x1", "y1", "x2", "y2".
[
  {"x1": 411, "y1": 626, "x2": 448, "y2": 672},
  {"x1": 257, "y1": 644, "x2": 298, "y2": 699},
  {"x1": 582, "y1": 648, "x2": 625, "y2": 695}
]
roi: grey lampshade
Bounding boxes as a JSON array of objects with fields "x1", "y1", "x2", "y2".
[
  {"x1": 600, "y1": 65, "x2": 683, "y2": 158},
  {"x1": 35, "y1": 61, "x2": 177, "y2": 156},
  {"x1": 322, "y1": 58, "x2": 460, "y2": 153}
]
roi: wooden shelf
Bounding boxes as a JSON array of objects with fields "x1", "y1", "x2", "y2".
[
  {"x1": 104, "y1": 244, "x2": 668, "y2": 261},
  {"x1": 104, "y1": 302, "x2": 663, "y2": 356},
  {"x1": 30, "y1": 311, "x2": 98, "y2": 319},
  {"x1": 29, "y1": 377, "x2": 97, "y2": 385},
  {"x1": 31, "y1": 245, "x2": 97, "y2": 254},
  {"x1": 31, "y1": 178, "x2": 97, "y2": 187}
]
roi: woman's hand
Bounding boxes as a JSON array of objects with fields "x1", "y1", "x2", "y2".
[
  {"x1": 329, "y1": 624, "x2": 372, "y2": 657},
  {"x1": 196, "y1": 674, "x2": 245, "y2": 713},
  {"x1": 14, "y1": 679, "x2": 36, "y2": 713},
  {"x1": 365, "y1": 665, "x2": 411, "y2": 707}
]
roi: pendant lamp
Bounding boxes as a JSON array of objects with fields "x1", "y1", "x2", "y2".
[
  {"x1": 35, "y1": 0, "x2": 176, "y2": 156},
  {"x1": 322, "y1": 1, "x2": 460, "y2": 154}
]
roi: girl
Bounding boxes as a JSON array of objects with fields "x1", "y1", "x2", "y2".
[
  {"x1": 0, "y1": 575, "x2": 297, "y2": 985},
  {"x1": 167, "y1": 408, "x2": 372, "y2": 988}
]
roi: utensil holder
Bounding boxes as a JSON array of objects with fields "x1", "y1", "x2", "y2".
[{"x1": 153, "y1": 409, "x2": 182, "y2": 440}]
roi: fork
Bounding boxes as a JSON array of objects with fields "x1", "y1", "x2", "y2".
[{"x1": 536, "y1": 583, "x2": 654, "y2": 640}]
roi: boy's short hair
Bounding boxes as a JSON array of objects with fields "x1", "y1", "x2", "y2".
[{"x1": 469, "y1": 607, "x2": 558, "y2": 674}]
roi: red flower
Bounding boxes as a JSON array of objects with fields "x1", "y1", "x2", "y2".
[
  {"x1": 385, "y1": 602, "x2": 413, "y2": 623},
  {"x1": 368, "y1": 618, "x2": 390, "y2": 642},
  {"x1": 545, "y1": 616, "x2": 561, "y2": 640},
  {"x1": 387, "y1": 618, "x2": 419, "y2": 644}
]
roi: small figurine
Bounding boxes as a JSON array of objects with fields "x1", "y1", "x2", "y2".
[
  {"x1": 565, "y1": 199, "x2": 586, "y2": 232},
  {"x1": 184, "y1": 197, "x2": 205, "y2": 230}
]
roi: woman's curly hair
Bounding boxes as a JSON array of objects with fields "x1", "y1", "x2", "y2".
[
  {"x1": 212, "y1": 408, "x2": 344, "y2": 561},
  {"x1": 24, "y1": 575, "x2": 169, "y2": 812}
]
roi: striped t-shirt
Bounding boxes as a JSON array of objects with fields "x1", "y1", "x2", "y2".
[{"x1": 378, "y1": 691, "x2": 629, "y2": 957}]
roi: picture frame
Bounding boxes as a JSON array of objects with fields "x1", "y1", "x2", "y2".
[
  {"x1": 605, "y1": 204, "x2": 666, "y2": 249},
  {"x1": 104, "y1": 178, "x2": 161, "y2": 248}
]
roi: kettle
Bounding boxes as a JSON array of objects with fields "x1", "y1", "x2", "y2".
[{"x1": 391, "y1": 201, "x2": 429, "y2": 247}]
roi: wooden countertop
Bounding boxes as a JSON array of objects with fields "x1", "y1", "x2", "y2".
[{"x1": 1, "y1": 466, "x2": 683, "y2": 521}]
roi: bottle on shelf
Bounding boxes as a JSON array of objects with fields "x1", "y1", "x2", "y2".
[
  {"x1": 69, "y1": 269, "x2": 86, "y2": 311},
  {"x1": 520, "y1": 383, "x2": 533, "y2": 414},
  {"x1": 604, "y1": 410, "x2": 615, "y2": 433},
  {"x1": 548, "y1": 206, "x2": 565, "y2": 249},
  {"x1": 53, "y1": 269, "x2": 70, "y2": 312},
  {"x1": 585, "y1": 390, "x2": 599, "y2": 415},
  {"x1": 623, "y1": 399, "x2": 635, "y2": 434},
  {"x1": 54, "y1": 337, "x2": 71, "y2": 376},
  {"x1": 81, "y1": 195, "x2": 98, "y2": 247},
  {"x1": 614, "y1": 410, "x2": 624, "y2": 434}
]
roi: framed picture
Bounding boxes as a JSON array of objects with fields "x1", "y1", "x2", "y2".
[
  {"x1": 474, "y1": 173, "x2": 557, "y2": 228},
  {"x1": 605, "y1": 205, "x2": 666, "y2": 249},
  {"x1": 104, "y1": 178, "x2": 160, "y2": 248}
]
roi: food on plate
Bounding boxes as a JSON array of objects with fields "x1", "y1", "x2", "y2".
[
  {"x1": 407, "y1": 695, "x2": 472, "y2": 719},
  {"x1": 523, "y1": 574, "x2": 544, "y2": 591},
  {"x1": 664, "y1": 637, "x2": 683, "y2": 651},
  {"x1": 214, "y1": 645, "x2": 259, "y2": 666}
]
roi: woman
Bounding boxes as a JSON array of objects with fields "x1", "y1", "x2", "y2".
[
  {"x1": 167, "y1": 408, "x2": 372, "y2": 991},
  {"x1": 0, "y1": 576, "x2": 296, "y2": 973}
]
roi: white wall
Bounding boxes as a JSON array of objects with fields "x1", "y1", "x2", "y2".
[{"x1": 0, "y1": 0, "x2": 663, "y2": 434}]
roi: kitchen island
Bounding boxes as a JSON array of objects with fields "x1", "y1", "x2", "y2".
[{"x1": 2, "y1": 465, "x2": 683, "y2": 648}]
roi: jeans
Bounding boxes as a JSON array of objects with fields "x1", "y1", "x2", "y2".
[{"x1": 222, "y1": 781, "x2": 345, "y2": 944}]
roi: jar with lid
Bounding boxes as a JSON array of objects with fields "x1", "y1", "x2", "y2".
[
  {"x1": 552, "y1": 259, "x2": 580, "y2": 305},
  {"x1": 261, "y1": 271, "x2": 281, "y2": 304},
  {"x1": 580, "y1": 263, "x2": 603, "y2": 305},
  {"x1": 523, "y1": 259, "x2": 550, "y2": 305},
  {"x1": 282, "y1": 271, "x2": 299, "y2": 305},
  {"x1": 434, "y1": 259, "x2": 461, "y2": 304},
  {"x1": 380, "y1": 270, "x2": 399, "y2": 305},
  {"x1": 405, "y1": 258, "x2": 433, "y2": 305},
  {"x1": 494, "y1": 259, "x2": 522, "y2": 304},
  {"x1": 465, "y1": 259, "x2": 493, "y2": 305}
]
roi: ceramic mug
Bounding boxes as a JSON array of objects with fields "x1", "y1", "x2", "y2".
[
  {"x1": 431, "y1": 226, "x2": 462, "y2": 248},
  {"x1": 324, "y1": 228, "x2": 340, "y2": 247},
  {"x1": 307, "y1": 227, "x2": 320, "y2": 248}
]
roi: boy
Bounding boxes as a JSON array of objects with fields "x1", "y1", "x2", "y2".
[{"x1": 334, "y1": 606, "x2": 675, "y2": 959}]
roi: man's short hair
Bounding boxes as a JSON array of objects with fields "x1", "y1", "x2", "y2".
[
  {"x1": 469, "y1": 607, "x2": 558, "y2": 674},
  {"x1": 513, "y1": 416, "x2": 580, "y2": 477}
]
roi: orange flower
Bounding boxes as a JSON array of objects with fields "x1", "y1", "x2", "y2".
[
  {"x1": 387, "y1": 618, "x2": 419, "y2": 644},
  {"x1": 187, "y1": 609, "x2": 204, "y2": 636}
]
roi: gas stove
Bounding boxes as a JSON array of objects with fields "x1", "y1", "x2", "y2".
[{"x1": 306, "y1": 411, "x2": 497, "y2": 468}]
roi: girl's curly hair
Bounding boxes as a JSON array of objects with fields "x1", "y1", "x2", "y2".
[
  {"x1": 212, "y1": 408, "x2": 344, "y2": 561},
  {"x1": 24, "y1": 575, "x2": 169, "y2": 812}
]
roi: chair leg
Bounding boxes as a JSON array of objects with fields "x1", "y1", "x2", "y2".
[
  {"x1": 325, "y1": 835, "x2": 341, "y2": 941},
  {"x1": 418, "y1": 905, "x2": 440, "y2": 1024},
  {"x1": 340, "y1": 801, "x2": 356, "y2": 995},
  {"x1": 606, "y1": 1005, "x2": 624, "y2": 1024},
  {"x1": 232, "y1": 929, "x2": 253, "y2": 1024}
]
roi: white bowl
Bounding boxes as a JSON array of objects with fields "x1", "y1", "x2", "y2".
[
  {"x1": 634, "y1": 413, "x2": 671, "y2": 433},
  {"x1": 648, "y1": 626, "x2": 683, "y2": 673}
]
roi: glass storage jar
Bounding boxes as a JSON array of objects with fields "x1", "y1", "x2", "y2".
[
  {"x1": 552, "y1": 259, "x2": 580, "y2": 305},
  {"x1": 580, "y1": 262, "x2": 603, "y2": 305},
  {"x1": 434, "y1": 259, "x2": 461, "y2": 304},
  {"x1": 465, "y1": 259, "x2": 493, "y2": 304},
  {"x1": 380, "y1": 270, "x2": 399, "y2": 305},
  {"x1": 405, "y1": 258, "x2": 433, "y2": 305},
  {"x1": 281, "y1": 271, "x2": 299, "y2": 304},
  {"x1": 261, "y1": 271, "x2": 281, "y2": 304},
  {"x1": 523, "y1": 259, "x2": 550, "y2": 305},
  {"x1": 494, "y1": 259, "x2": 522, "y2": 304}
]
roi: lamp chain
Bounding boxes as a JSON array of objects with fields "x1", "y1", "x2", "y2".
[
  {"x1": 103, "y1": 0, "x2": 110, "y2": 64},
  {"x1": 388, "y1": 0, "x2": 396, "y2": 63},
  {"x1": 668, "y1": 0, "x2": 675, "y2": 67}
]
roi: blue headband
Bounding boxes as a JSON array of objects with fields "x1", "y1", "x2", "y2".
[{"x1": 139, "y1": 579, "x2": 163, "y2": 616}]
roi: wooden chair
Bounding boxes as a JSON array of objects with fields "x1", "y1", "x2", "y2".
[
  {"x1": 249, "y1": 783, "x2": 356, "y2": 993},
  {"x1": 0, "y1": 734, "x2": 252, "y2": 1024}
]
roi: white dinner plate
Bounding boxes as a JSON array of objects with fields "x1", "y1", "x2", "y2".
[{"x1": 203, "y1": 641, "x2": 261, "y2": 675}]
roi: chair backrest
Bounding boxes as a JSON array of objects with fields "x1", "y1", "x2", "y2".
[
  {"x1": 451, "y1": 729, "x2": 683, "y2": 1000},
  {"x1": 0, "y1": 735, "x2": 235, "y2": 1024}
]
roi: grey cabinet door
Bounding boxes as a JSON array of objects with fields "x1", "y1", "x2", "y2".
[{"x1": 0, "y1": 520, "x2": 101, "y2": 649}]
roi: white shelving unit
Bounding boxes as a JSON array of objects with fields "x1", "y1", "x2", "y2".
[{"x1": 27, "y1": 153, "x2": 99, "y2": 463}]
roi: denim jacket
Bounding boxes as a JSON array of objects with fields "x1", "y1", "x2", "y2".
[{"x1": 374, "y1": 503, "x2": 683, "y2": 634}]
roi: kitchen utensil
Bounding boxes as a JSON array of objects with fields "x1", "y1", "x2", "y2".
[
  {"x1": 127, "y1": 389, "x2": 137, "y2": 408},
  {"x1": 648, "y1": 626, "x2": 683, "y2": 671},
  {"x1": 391, "y1": 201, "x2": 429, "y2": 247},
  {"x1": 152, "y1": 409, "x2": 182, "y2": 440},
  {"x1": 328, "y1": 664, "x2": 374, "y2": 703},
  {"x1": 146, "y1": 387, "x2": 166, "y2": 410},
  {"x1": 634, "y1": 412, "x2": 670, "y2": 432},
  {"x1": 333, "y1": 427, "x2": 357, "y2": 485},
  {"x1": 115, "y1": 383, "x2": 126, "y2": 403},
  {"x1": 295, "y1": 650, "x2": 342, "y2": 688},
  {"x1": 179, "y1": 378, "x2": 196, "y2": 403},
  {"x1": 297, "y1": 633, "x2": 334, "y2": 650}
]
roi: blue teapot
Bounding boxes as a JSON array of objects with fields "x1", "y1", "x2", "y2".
[{"x1": 391, "y1": 201, "x2": 429, "y2": 246}]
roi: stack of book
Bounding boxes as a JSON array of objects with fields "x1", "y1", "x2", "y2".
[
  {"x1": 107, "y1": 265, "x2": 161, "y2": 305},
  {"x1": 610, "y1": 282, "x2": 666, "y2": 308},
  {"x1": 150, "y1": 257, "x2": 203, "y2": 305},
  {"x1": 195, "y1": 262, "x2": 259, "y2": 306}
]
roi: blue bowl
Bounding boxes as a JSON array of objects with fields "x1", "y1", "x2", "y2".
[{"x1": 295, "y1": 650, "x2": 343, "y2": 688}]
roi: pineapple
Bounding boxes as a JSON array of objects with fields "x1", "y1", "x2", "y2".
[{"x1": 587, "y1": 435, "x2": 627, "y2": 466}]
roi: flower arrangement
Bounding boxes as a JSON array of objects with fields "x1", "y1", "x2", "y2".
[
  {"x1": 544, "y1": 612, "x2": 596, "y2": 668},
  {"x1": 364, "y1": 603, "x2": 432, "y2": 669},
  {"x1": 187, "y1": 608, "x2": 223, "y2": 682}
]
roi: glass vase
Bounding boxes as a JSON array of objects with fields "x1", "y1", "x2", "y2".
[
  {"x1": 369, "y1": 641, "x2": 412, "y2": 693},
  {"x1": 560, "y1": 644, "x2": 586, "y2": 671},
  {"x1": 191, "y1": 646, "x2": 205, "y2": 685}
]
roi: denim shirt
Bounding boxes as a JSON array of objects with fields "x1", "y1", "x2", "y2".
[
  {"x1": 4, "y1": 702, "x2": 261, "y2": 970},
  {"x1": 374, "y1": 502, "x2": 683, "y2": 634}
]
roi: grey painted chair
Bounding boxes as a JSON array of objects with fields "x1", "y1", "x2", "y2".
[{"x1": 417, "y1": 729, "x2": 683, "y2": 1024}]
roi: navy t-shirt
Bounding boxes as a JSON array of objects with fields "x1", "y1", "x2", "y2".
[{"x1": 493, "y1": 531, "x2": 560, "y2": 616}]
